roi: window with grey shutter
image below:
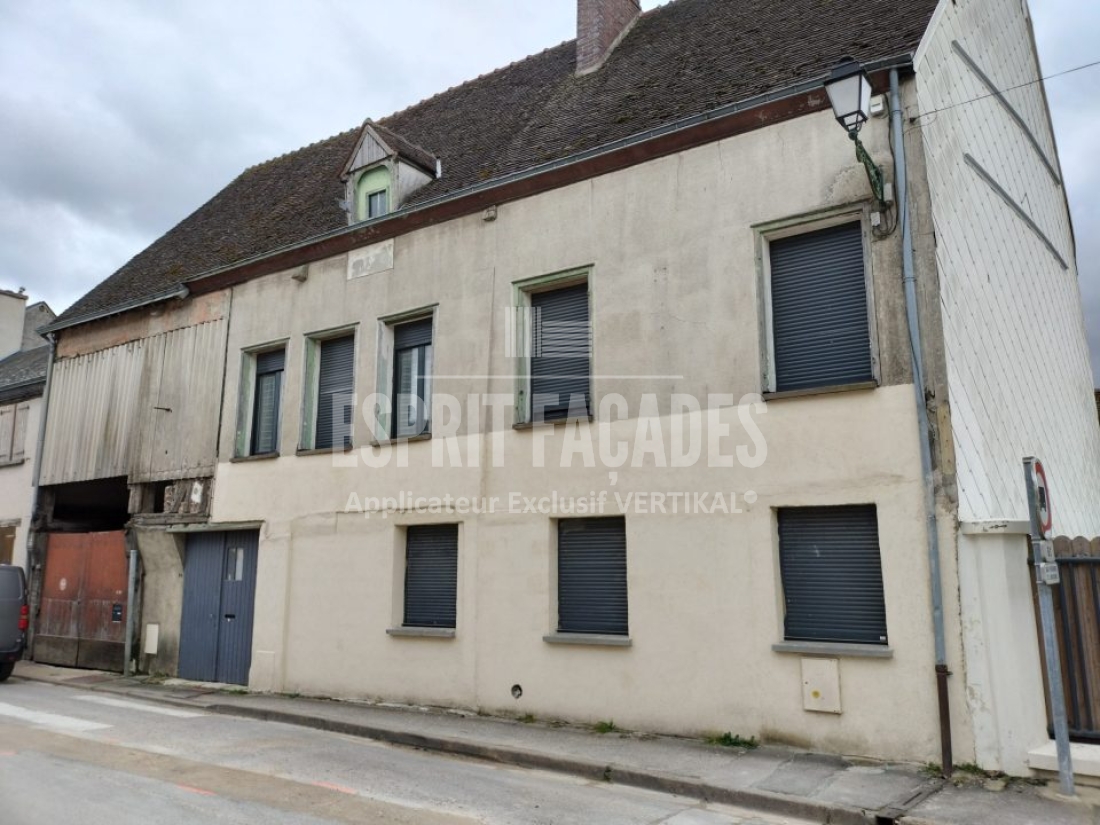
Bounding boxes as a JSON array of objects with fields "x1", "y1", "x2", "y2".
[
  {"x1": 778, "y1": 505, "x2": 887, "y2": 645},
  {"x1": 557, "y1": 517, "x2": 627, "y2": 636},
  {"x1": 315, "y1": 335, "x2": 355, "y2": 450},
  {"x1": 769, "y1": 222, "x2": 872, "y2": 391},
  {"x1": 404, "y1": 524, "x2": 458, "y2": 628},
  {"x1": 392, "y1": 318, "x2": 432, "y2": 438},
  {"x1": 531, "y1": 283, "x2": 590, "y2": 422},
  {"x1": 251, "y1": 349, "x2": 284, "y2": 455}
]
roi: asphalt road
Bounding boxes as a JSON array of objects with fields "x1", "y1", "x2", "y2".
[{"x1": 0, "y1": 678, "x2": 804, "y2": 825}]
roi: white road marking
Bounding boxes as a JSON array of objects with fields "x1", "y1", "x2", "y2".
[
  {"x1": 0, "y1": 701, "x2": 111, "y2": 732},
  {"x1": 75, "y1": 695, "x2": 205, "y2": 719}
]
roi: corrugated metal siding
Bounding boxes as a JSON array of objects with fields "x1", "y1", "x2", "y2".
[
  {"x1": 404, "y1": 525, "x2": 458, "y2": 628},
  {"x1": 557, "y1": 517, "x2": 628, "y2": 636},
  {"x1": 40, "y1": 319, "x2": 227, "y2": 485},
  {"x1": 531, "y1": 284, "x2": 591, "y2": 421},
  {"x1": 777, "y1": 505, "x2": 888, "y2": 645},
  {"x1": 770, "y1": 222, "x2": 873, "y2": 392}
]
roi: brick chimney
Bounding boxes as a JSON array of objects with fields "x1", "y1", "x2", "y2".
[{"x1": 576, "y1": 0, "x2": 641, "y2": 75}]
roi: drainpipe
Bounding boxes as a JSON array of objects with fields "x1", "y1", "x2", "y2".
[
  {"x1": 123, "y1": 528, "x2": 139, "y2": 676},
  {"x1": 890, "y1": 68, "x2": 953, "y2": 775},
  {"x1": 24, "y1": 332, "x2": 56, "y2": 653}
]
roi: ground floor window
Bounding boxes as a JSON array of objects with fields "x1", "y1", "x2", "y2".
[
  {"x1": 777, "y1": 504, "x2": 887, "y2": 645},
  {"x1": 404, "y1": 525, "x2": 458, "y2": 629},
  {"x1": 557, "y1": 517, "x2": 628, "y2": 636}
]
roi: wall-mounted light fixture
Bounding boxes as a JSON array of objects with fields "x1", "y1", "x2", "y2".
[{"x1": 825, "y1": 58, "x2": 886, "y2": 204}]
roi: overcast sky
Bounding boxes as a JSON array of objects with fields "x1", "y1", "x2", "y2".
[{"x1": 1, "y1": 1, "x2": 1097, "y2": 379}]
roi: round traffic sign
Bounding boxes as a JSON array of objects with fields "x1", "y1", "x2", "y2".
[{"x1": 1033, "y1": 459, "x2": 1053, "y2": 538}]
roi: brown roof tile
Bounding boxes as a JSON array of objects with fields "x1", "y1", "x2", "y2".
[{"x1": 55, "y1": 0, "x2": 938, "y2": 327}]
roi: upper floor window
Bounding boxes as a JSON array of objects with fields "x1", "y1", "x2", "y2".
[
  {"x1": 357, "y1": 166, "x2": 391, "y2": 221},
  {"x1": 300, "y1": 331, "x2": 356, "y2": 451},
  {"x1": 514, "y1": 274, "x2": 591, "y2": 425},
  {"x1": 250, "y1": 349, "x2": 285, "y2": 456},
  {"x1": 765, "y1": 220, "x2": 875, "y2": 393},
  {"x1": 0, "y1": 401, "x2": 30, "y2": 465},
  {"x1": 391, "y1": 317, "x2": 433, "y2": 439}
]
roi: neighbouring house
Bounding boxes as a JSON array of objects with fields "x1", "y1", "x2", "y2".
[
  {"x1": 30, "y1": 0, "x2": 1100, "y2": 779},
  {"x1": 0, "y1": 290, "x2": 55, "y2": 569}
]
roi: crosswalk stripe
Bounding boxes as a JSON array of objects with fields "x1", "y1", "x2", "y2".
[
  {"x1": 75, "y1": 695, "x2": 205, "y2": 719},
  {"x1": 0, "y1": 701, "x2": 111, "y2": 732}
]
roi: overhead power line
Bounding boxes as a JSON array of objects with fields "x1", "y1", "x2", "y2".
[{"x1": 910, "y1": 57, "x2": 1100, "y2": 122}]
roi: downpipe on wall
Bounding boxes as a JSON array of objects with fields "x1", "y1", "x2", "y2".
[
  {"x1": 23, "y1": 332, "x2": 56, "y2": 655},
  {"x1": 890, "y1": 68, "x2": 953, "y2": 775}
]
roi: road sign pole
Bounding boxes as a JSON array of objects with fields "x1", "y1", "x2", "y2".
[{"x1": 1024, "y1": 457, "x2": 1074, "y2": 796}]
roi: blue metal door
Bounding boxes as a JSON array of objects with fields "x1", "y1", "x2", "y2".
[
  {"x1": 178, "y1": 531, "x2": 258, "y2": 685},
  {"x1": 215, "y1": 532, "x2": 259, "y2": 685}
]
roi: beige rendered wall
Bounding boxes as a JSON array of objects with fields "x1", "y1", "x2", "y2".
[
  {"x1": 0, "y1": 396, "x2": 40, "y2": 570},
  {"x1": 212, "y1": 98, "x2": 968, "y2": 763}
]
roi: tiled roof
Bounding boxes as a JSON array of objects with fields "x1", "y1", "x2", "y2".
[
  {"x1": 55, "y1": 0, "x2": 939, "y2": 327},
  {"x1": 0, "y1": 345, "x2": 49, "y2": 402}
]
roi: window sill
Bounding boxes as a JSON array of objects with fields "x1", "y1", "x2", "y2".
[
  {"x1": 513, "y1": 415, "x2": 594, "y2": 431},
  {"x1": 230, "y1": 452, "x2": 279, "y2": 463},
  {"x1": 0, "y1": 459, "x2": 26, "y2": 469},
  {"x1": 296, "y1": 445, "x2": 355, "y2": 457},
  {"x1": 386, "y1": 627, "x2": 455, "y2": 639},
  {"x1": 370, "y1": 432, "x2": 432, "y2": 448},
  {"x1": 772, "y1": 641, "x2": 893, "y2": 659},
  {"x1": 543, "y1": 633, "x2": 632, "y2": 647},
  {"x1": 763, "y1": 380, "x2": 878, "y2": 401}
]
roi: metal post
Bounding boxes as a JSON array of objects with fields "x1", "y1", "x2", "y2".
[
  {"x1": 123, "y1": 529, "x2": 139, "y2": 677},
  {"x1": 1024, "y1": 457, "x2": 1074, "y2": 796}
]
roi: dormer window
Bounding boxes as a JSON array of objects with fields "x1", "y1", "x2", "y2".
[
  {"x1": 356, "y1": 166, "x2": 391, "y2": 221},
  {"x1": 341, "y1": 120, "x2": 439, "y2": 226}
]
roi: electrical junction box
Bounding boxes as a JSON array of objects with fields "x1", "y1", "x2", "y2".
[
  {"x1": 802, "y1": 657, "x2": 842, "y2": 714},
  {"x1": 1040, "y1": 562, "x2": 1061, "y2": 586}
]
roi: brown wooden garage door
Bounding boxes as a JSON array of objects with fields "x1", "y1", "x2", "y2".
[{"x1": 35, "y1": 532, "x2": 129, "y2": 672}]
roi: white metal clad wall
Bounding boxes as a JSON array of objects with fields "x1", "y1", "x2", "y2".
[
  {"x1": 40, "y1": 318, "x2": 228, "y2": 485},
  {"x1": 915, "y1": 0, "x2": 1100, "y2": 534}
]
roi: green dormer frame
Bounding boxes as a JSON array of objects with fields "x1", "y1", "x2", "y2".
[{"x1": 356, "y1": 165, "x2": 392, "y2": 221}]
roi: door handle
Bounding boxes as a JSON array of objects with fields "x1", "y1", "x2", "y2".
[{"x1": 224, "y1": 614, "x2": 236, "y2": 621}]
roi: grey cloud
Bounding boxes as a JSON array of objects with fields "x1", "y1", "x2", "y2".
[{"x1": 2, "y1": 0, "x2": 1097, "y2": 389}]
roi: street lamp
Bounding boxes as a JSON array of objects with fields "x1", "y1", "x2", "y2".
[{"x1": 824, "y1": 58, "x2": 885, "y2": 204}]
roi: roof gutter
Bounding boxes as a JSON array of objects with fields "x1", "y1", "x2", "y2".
[
  {"x1": 38, "y1": 284, "x2": 190, "y2": 336},
  {"x1": 180, "y1": 53, "x2": 914, "y2": 296}
]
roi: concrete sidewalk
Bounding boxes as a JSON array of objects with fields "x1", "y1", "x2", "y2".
[{"x1": 9, "y1": 661, "x2": 1098, "y2": 825}]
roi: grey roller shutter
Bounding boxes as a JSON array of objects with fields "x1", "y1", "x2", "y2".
[
  {"x1": 315, "y1": 335, "x2": 355, "y2": 449},
  {"x1": 557, "y1": 517, "x2": 627, "y2": 636},
  {"x1": 404, "y1": 524, "x2": 458, "y2": 628},
  {"x1": 778, "y1": 505, "x2": 887, "y2": 645},
  {"x1": 251, "y1": 349, "x2": 284, "y2": 455},
  {"x1": 394, "y1": 318, "x2": 433, "y2": 349},
  {"x1": 531, "y1": 284, "x2": 590, "y2": 421},
  {"x1": 770, "y1": 222, "x2": 872, "y2": 392}
]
